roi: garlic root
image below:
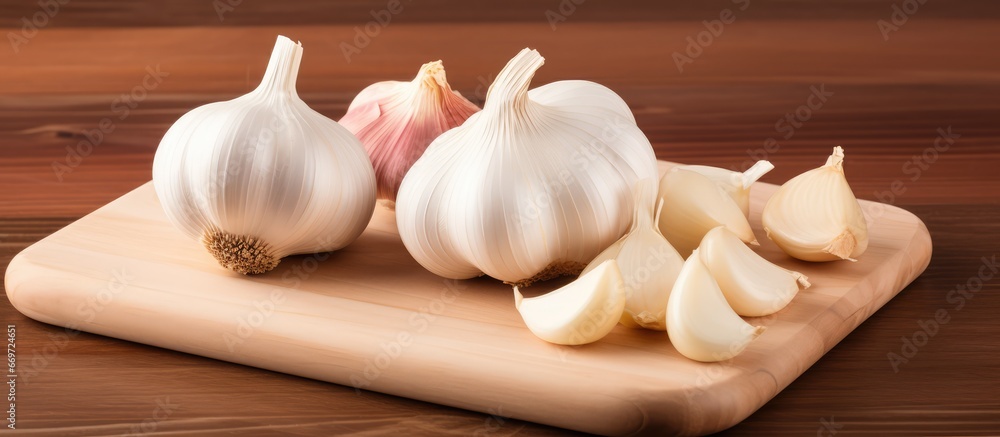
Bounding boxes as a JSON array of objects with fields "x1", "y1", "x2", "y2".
[
  {"x1": 506, "y1": 261, "x2": 588, "y2": 288},
  {"x1": 202, "y1": 231, "x2": 280, "y2": 275},
  {"x1": 823, "y1": 230, "x2": 859, "y2": 261}
]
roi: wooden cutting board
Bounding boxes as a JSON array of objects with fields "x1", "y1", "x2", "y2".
[{"x1": 4, "y1": 161, "x2": 931, "y2": 436}]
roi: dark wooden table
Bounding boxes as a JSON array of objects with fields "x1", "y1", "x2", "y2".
[{"x1": 2, "y1": 1, "x2": 999, "y2": 435}]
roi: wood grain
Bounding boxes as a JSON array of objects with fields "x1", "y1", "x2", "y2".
[
  {"x1": 5, "y1": 161, "x2": 931, "y2": 436},
  {"x1": 1, "y1": 1, "x2": 999, "y2": 435},
  {"x1": 0, "y1": 0, "x2": 995, "y2": 27}
]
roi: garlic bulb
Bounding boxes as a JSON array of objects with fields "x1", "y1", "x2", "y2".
[
  {"x1": 339, "y1": 61, "x2": 480, "y2": 203},
  {"x1": 580, "y1": 178, "x2": 683, "y2": 330},
  {"x1": 152, "y1": 35, "x2": 376, "y2": 275},
  {"x1": 698, "y1": 226, "x2": 810, "y2": 317},
  {"x1": 514, "y1": 260, "x2": 626, "y2": 345},
  {"x1": 762, "y1": 146, "x2": 868, "y2": 261},
  {"x1": 657, "y1": 168, "x2": 757, "y2": 258},
  {"x1": 678, "y1": 160, "x2": 774, "y2": 218},
  {"x1": 666, "y1": 249, "x2": 765, "y2": 362},
  {"x1": 395, "y1": 48, "x2": 659, "y2": 286}
]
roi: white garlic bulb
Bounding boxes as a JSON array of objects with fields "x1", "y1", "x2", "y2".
[
  {"x1": 339, "y1": 61, "x2": 480, "y2": 203},
  {"x1": 395, "y1": 48, "x2": 659, "y2": 286},
  {"x1": 698, "y1": 226, "x2": 810, "y2": 317},
  {"x1": 657, "y1": 168, "x2": 757, "y2": 258},
  {"x1": 678, "y1": 160, "x2": 774, "y2": 218},
  {"x1": 762, "y1": 146, "x2": 868, "y2": 261},
  {"x1": 666, "y1": 249, "x2": 765, "y2": 362},
  {"x1": 580, "y1": 178, "x2": 683, "y2": 330},
  {"x1": 152, "y1": 35, "x2": 376, "y2": 275},
  {"x1": 514, "y1": 260, "x2": 626, "y2": 345}
]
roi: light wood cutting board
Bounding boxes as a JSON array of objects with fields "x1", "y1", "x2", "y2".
[{"x1": 4, "y1": 161, "x2": 932, "y2": 436}]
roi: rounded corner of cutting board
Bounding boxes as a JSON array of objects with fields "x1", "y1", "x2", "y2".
[
  {"x1": 4, "y1": 248, "x2": 47, "y2": 322},
  {"x1": 867, "y1": 199, "x2": 934, "y2": 276},
  {"x1": 902, "y1": 206, "x2": 933, "y2": 249}
]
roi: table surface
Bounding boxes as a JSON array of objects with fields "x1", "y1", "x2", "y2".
[{"x1": 1, "y1": 1, "x2": 998, "y2": 435}]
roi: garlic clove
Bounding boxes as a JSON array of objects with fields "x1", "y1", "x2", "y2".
[
  {"x1": 514, "y1": 260, "x2": 626, "y2": 345},
  {"x1": 666, "y1": 249, "x2": 766, "y2": 362},
  {"x1": 698, "y1": 226, "x2": 810, "y2": 317},
  {"x1": 340, "y1": 61, "x2": 480, "y2": 203},
  {"x1": 761, "y1": 146, "x2": 869, "y2": 261},
  {"x1": 395, "y1": 48, "x2": 658, "y2": 285},
  {"x1": 657, "y1": 168, "x2": 757, "y2": 258},
  {"x1": 152, "y1": 36, "x2": 376, "y2": 275},
  {"x1": 581, "y1": 178, "x2": 683, "y2": 331},
  {"x1": 678, "y1": 160, "x2": 774, "y2": 218}
]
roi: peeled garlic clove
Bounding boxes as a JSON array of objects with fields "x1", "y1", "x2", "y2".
[
  {"x1": 698, "y1": 226, "x2": 810, "y2": 317},
  {"x1": 340, "y1": 61, "x2": 480, "y2": 203},
  {"x1": 514, "y1": 260, "x2": 626, "y2": 345},
  {"x1": 581, "y1": 178, "x2": 683, "y2": 330},
  {"x1": 678, "y1": 160, "x2": 774, "y2": 218},
  {"x1": 657, "y1": 168, "x2": 757, "y2": 258},
  {"x1": 762, "y1": 146, "x2": 869, "y2": 261},
  {"x1": 152, "y1": 36, "x2": 376, "y2": 275},
  {"x1": 396, "y1": 48, "x2": 659, "y2": 285},
  {"x1": 666, "y1": 249, "x2": 765, "y2": 362}
]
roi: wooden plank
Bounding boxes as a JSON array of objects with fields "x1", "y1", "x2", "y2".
[
  {"x1": 0, "y1": 0, "x2": 992, "y2": 28},
  {"x1": 4, "y1": 162, "x2": 931, "y2": 435}
]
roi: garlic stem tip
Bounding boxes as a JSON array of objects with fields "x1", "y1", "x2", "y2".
[
  {"x1": 826, "y1": 146, "x2": 846, "y2": 169},
  {"x1": 484, "y1": 48, "x2": 545, "y2": 111},
  {"x1": 415, "y1": 60, "x2": 447, "y2": 88},
  {"x1": 513, "y1": 287, "x2": 524, "y2": 308},
  {"x1": 741, "y1": 160, "x2": 775, "y2": 189},
  {"x1": 794, "y1": 272, "x2": 812, "y2": 290}
]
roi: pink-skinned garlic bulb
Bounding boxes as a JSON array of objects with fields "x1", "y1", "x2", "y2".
[{"x1": 340, "y1": 61, "x2": 480, "y2": 204}]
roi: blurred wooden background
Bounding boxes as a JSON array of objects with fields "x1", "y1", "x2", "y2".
[{"x1": 1, "y1": 0, "x2": 999, "y2": 435}]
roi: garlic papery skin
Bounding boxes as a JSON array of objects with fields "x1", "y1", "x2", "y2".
[
  {"x1": 580, "y1": 178, "x2": 683, "y2": 330},
  {"x1": 152, "y1": 35, "x2": 376, "y2": 275},
  {"x1": 657, "y1": 168, "x2": 757, "y2": 259},
  {"x1": 698, "y1": 226, "x2": 810, "y2": 317},
  {"x1": 395, "y1": 48, "x2": 659, "y2": 286},
  {"x1": 339, "y1": 61, "x2": 480, "y2": 203},
  {"x1": 678, "y1": 160, "x2": 774, "y2": 218},
  {"x1": 666, "y1": 249, "x2": 765, "y2": 362},
  {"x1": 761, "y1": 146, "x2": 869, "y2": 262},
  {"x1": 514, "y1": 260, "x2": 626, "y2": 345}
]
